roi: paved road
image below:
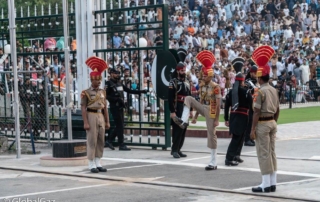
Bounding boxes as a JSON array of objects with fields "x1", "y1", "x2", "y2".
[{"x1": 1, "y1": 132, "x2": 320, "y2": 202}]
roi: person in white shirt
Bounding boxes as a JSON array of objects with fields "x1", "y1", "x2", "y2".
[
  {"x1": 210, "y1": 19, "x2": 218, "y2": 34},
  {"x1": 283, "y1": 5, "x2": 289, "y2": 16},
  {"x1": 228, "y1": 46, "x2": 237, "y2": 61},
  {"x1": 300, "y1": 59, "x2": 310, "y2": 84},
  {"x1": 301, "y1": 0, "x2": 308, "y2": 10},
  {"x1": 185, "y1": 32, "x2": 193, "y2": 47},
  {"x1": 175, "y1": 3, "x2": 182, "y2": 11},
  {"x1": 288, "y1": 60, "x2": 295, "y2": 73},
  {"x1": 190, "y1": 68, "x2": 198, "y2": 85},
  {"x1": 219, "y1": 13, "x2": 226, "y2": 22},
  {"x1": 174, "y1": 23, "x2": 184, "y2": 36},
  {"x1": 283, "y1": 27, "x2": 294, "y2": 40},
  {"x1": 238, "y1": 29, "x2": 247, "y2": 37},
  {"x1": 235, "y1": 22, "x2": 244, "y2": 37},
  {"x1": 295, "y1": 27, "x2": 304, "y2": 40},
  {"x1": 276, "y1": 58, "x2": 284, "y2": 77}
]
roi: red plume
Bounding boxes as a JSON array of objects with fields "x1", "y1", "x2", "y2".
[
  {"x1": 196, "y1": 50, "x2": 216, "y2": 69},
  {"x1": 251, "y1": 45, "x2": 275, "y2": 67},
  {"x1": 85, "y1": 56, "x2": 108, "y2": 73}
]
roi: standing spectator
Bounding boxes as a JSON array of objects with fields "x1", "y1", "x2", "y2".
[{"x1": 300, "y1": 58, "x2": 310, "y2": 84}]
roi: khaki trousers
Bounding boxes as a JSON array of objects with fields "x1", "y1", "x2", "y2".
[
  {"x1": 255, "y1": 120, "x2": 277, "y2": 175},
  {"x1": 86, "y1": 112, "x2": 105, "y2": 160},
  {"x1": 184, "y1": 96, "x2": 217, "y2": 149}
]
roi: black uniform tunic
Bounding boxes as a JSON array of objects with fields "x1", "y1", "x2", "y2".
[
  {"x1": 105, "y1": 78, "x2": 143, "y2": 145},
  {"x1": 168, "y1": 77, "x2": 191, "y2": 153},
  {"x1": 224, "y1": 87, "x2": 253, "y2": 161}
]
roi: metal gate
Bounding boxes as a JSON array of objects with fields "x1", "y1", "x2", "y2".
[
  {"x1": 93, "y1": 4, "x2": 171, "y2": 149},
  {"x1": 0, "y1": 2, "x2": 77, "y2": 144}
]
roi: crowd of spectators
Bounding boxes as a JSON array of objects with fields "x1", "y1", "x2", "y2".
[
  {"x1": 109, "y1": 0, "x2": 320, "y2": 104},
  {"x1": 2, "y1": 0, "x2": 320, "y2": 115}
]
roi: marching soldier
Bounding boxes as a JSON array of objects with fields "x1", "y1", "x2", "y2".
[
  {"x1": 105, "y1": 68, "x2": 148, "y2": 151},
  {"x1": 174, "y1": 50, "x2": 221, "y2": 171},
  {"x1": 244, "y1": 64, "x2": 259, "y2": 146},
  {"x1": 81, "y1": 56, "x2": 110, "y2": 173},
  {"x1": 224, "y1": 58, "x2": 253, "y2": 166},
  {"x1": 250, "y1": 46, "x2": 280, "y2": 193},
  {"x1": 169, "y1": 49, "x2": 190, "y2": 158}
]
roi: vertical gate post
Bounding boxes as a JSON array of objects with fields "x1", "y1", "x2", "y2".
[{"x1": 7, "y1": 0, "x2": 21, "y2": 158}]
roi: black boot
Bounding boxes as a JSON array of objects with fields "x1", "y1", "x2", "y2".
[
  {"x1": 252, "y1": 186, "x2": 271, "y2": 193},
  {"x1": 172, "y1": 152, "x2": 180, "y2": 158},
  {"x1": 178, "y1": 151, "x2": 187, "y2": 157},
  {"x1": 97, "y1": 167, "x2": 107, "y2": 172},
  {"x1": 244, "y1": 140, "x2": 255, "y2": 146},
  {"x1": 172, "y1": 116, "x2": 189, "y2": 129},
  {"x1": 90, "y1": 168, "x2": 99, "y2": 173},
  {"x1": 225, "y1": 160, "x2": 239, "y2": 166},
  {"x1": 234, "y1": 156, "x2": 244, "y2": 163},
  {"x1": 205, "y1": 165, "x2": 217, "y2": 171},
  {"x1": 119, "y1": 144, "x2": 131, "y2": 151},
  {"x1": 105, "y1": 140, "x2": 115, "y2": 150}
]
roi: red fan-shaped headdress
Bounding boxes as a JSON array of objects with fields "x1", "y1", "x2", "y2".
[
  {"x1": 251, "y1": 45, "x2": 275, "y2": 77},
  {"x1": 196, "y1": 50, "x2": 216, "y2": 77},
  {"x1": 85, "y1": 56, "x2": 108, "y2": 80}
]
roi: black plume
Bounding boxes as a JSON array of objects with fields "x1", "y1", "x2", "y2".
[{"x1": 177, "y1": 48, "x2": 187, "y2": 63}]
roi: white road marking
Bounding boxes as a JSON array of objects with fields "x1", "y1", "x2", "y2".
[
  {"x1": 0, "y1": 183, "x2": 111, "y2": 199},
  {"x1": 102, "y1": 157, "x2": 320, "y2": 178},
  {"x1": 108, "y1": 163, "x2": 162, "y2": 171},
  {"x1": 178, "y1": 156, "x2": 211, "y2": 162},
  {"x1": 277, "y1": 136, "x2": 320, "y2": 141},
  {"x1": 241, "y1": 151, "x2": 256, "y2": 154},
  {"x1": 234, "y1": 178, "x2": 320, "y2": 191},
  {"x1": 309, "y1": 156, "x2": 320, "y2": 160}
]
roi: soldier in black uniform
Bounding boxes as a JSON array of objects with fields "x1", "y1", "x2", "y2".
[
  {"x1": 224, "y1": 58, "x2": 253, "y2": 166},
  {"x1": 244, "y1": 64, "x2": 258, "y2": 146},
  {"x1": 168, "y1": 59, "x2": 191, "y2": 158},
  {"x1": 105, "y1": 68, "x2": 147, "y2": 151}
]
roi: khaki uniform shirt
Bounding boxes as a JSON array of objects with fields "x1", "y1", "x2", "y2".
[
  {"x1": 80, "y1": 87, "x2": 106, "y2": 109},
  {"x1": 199, "y1": 81, "x2": 222, "y2": 104},
  {"x1": 253, "y1": 83, "x2": 279, "y2": 117}
]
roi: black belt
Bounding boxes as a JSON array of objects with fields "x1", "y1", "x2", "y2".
[
  {"x1": 87, "y1": 108, "x2": 104, "y2": 113},
  {"x1": 259, "y1": 116, "x2": 274, "y2": 121}
]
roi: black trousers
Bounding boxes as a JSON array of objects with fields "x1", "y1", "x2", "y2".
[
  {"x1": 226, "y1": 133, "x2": 245, "y2": 161},
  {"x1": 171, "y1": 102, "x2": 186, "y2": 152},
  {"x1": 108, "y1": 106, "x2": 124, "y2": 145},
  {"x1": 244, "y1": 108, "x2": 253, "y2": 142}
]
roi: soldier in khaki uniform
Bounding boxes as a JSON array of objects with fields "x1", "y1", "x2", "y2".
[
  {"x1": 250, "y1": 46, "x2": 280, "y2": 193},
  {"x1": 81, "y1": 56, "x2": 110, "y2": 173},
  {"x1": 174, "y1": 51, "x2": 221, "y2": 171}
]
